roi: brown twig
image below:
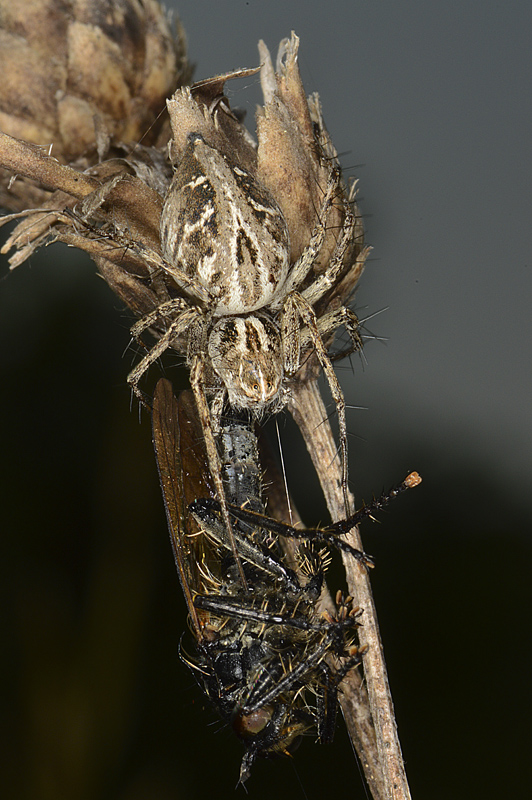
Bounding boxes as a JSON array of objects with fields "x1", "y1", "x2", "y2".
[
  {"x1": 0, "y1": 132, "x2": 163, "y2": 253},
  {"x1": 290, "y1": 378, "x2": 412, "y2": 800},
  {"x1": 0, "y1": 132, "x2": 99, "y2": 198}
]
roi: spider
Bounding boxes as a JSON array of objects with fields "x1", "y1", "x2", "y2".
[{"x1": 128, "y1": 132, "x2": 363, "y2": 544}]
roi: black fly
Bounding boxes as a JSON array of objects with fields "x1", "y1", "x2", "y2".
[
  {"x1": 152, "y1": 379, "x2": 367, "y2": 782},
  {"x1": 152, "y1": 378, "x2": 420, "y2": 783}
]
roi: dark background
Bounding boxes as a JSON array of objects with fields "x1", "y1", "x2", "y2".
[{"x1": 1, "y1": 1, "x2": 530, "y2": 798}]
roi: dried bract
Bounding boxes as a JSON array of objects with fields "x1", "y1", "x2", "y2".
[
  {"x1": 0, "y1": 0, "x2": 188, "y2": 199},
  {"x1": 0, "y1": 0, "x2": 190, "y2": 305}
]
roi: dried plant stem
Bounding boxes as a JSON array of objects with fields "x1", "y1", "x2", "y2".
[
  {"x1": 261, "y1": 426, "x2": 385, "y2": 800},
  {"x1": 289, "y1": 379, "x2": 411, "y2": 800},
  {"x1": 0, "y1": 132, "x2": 163, "y2": 252},
  {"x1": 0, "y1": 132, "x2": 99, "y2": 199}
]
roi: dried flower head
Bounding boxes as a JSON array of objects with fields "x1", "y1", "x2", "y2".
[
  {"x1": 0, "y1": 0, "x2": 189, "y2": 211},
  {"x1": 2, "y1": 30, "x2": 366, "y2": 347}
]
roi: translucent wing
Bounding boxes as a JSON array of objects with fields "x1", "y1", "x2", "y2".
[{"x1": 152, "y1": 378, "x2": 218, "y2": 639}]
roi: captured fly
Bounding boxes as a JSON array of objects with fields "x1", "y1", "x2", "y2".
[{"x1": 152, "y1": 378, "x2": 420, "y2": 783}]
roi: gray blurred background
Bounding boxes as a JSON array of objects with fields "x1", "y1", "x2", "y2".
[{"x1": 1, "y1": 1, "x2": 530, "y2": 798}]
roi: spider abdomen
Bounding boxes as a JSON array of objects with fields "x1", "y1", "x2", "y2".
[{"x1": 160, "y1": 134, "x2": 290, "y2": 316}]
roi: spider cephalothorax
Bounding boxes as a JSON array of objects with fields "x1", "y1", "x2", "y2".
[{"x1": 207, "y1": 313, "x2": 284, "y2": 409}]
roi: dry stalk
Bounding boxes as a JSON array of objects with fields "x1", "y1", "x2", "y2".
[{"x1": 290, "y1": 378, "x2": 412, "y2": 800}]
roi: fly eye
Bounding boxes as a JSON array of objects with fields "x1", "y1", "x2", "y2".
[{"x1": 233, "y1": 706, "x2": 273, "y2": 738}]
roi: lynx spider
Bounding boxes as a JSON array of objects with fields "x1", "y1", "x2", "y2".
[{"x1": 128, "y1": 133, "x2": 362, "y2": 549}]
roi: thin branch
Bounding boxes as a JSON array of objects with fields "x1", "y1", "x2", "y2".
[
  {"x1": 289, "y1": 378, "x2": 411, "y2": 800},
  {"x1": 0, "y1": 132, "x2": 99, "y2": 199},
  {"x1": 0, "y1": 131, "x2": 163, "y2": 250}
]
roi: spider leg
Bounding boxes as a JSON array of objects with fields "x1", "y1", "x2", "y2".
[
  {"x1": 136, "y1": 246, "x2": 212, "y2": 306},
  {"x1": 269, "y1": 166, "x2": 342, "y2": 310},
  {"x1": 127, "y1": 304, "x2": 200, "y2": 404},
  {"x1": 299, "y1": 200, "x2": 356, "y2": 308},
  {"x1": 282, "y1": 291, "x2": 351, "y2": 516},
  {"x1": 300, "y1": 305, "x2": 363, "y2": 361},
  {"x1": 209, "y1": 390, "x2": 225, "y2": 438},
  {"x1": 130, "y1": 297, "x2": 191, "y2": 339}
]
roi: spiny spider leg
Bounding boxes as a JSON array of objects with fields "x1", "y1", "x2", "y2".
[
  {"x1": 135, "y1": 246, "x2": 212, "y2": 306},
  {"x1": 300, "y1": 196, "x2": 356, "y2": 307},
  {"x1": 129, "y1": 297, "x2": 192, "y2": 340},
  {"x1": 308, "y1": 306, "x2": 364, "y2": 361},
  {"x1": 127, "y1": 305, "x2": 200, "y2": 404},
  {"x1": 269, "y1": 166, "x2": 342, "y2": 307},
  {"x1": 282, "y1": 290, "x2": 351, "y2": 514}
]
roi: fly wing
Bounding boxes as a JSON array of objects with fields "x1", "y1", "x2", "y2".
[{"x1": 152, "y1": 378, "x2": 217, "y2": 639}]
